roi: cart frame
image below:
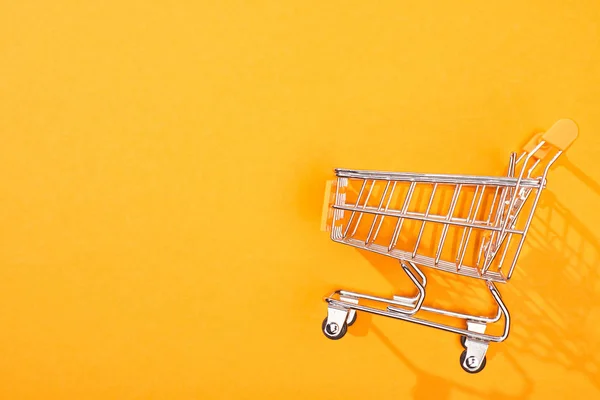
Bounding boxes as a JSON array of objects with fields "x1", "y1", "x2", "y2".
[{"x1": 320, "y1": 119, "x2": 578, "y2": 373}]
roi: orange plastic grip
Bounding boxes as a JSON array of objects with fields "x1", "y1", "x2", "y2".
[
  {"x1": 523, "y1": 119, "x2": 579, "y2": 157},
  {"x1": 320, "y1": 180, "x2": 336, "y2": 232},
  {"x1": 541, "y1": 119, "x2": 578, "y2": 151}
]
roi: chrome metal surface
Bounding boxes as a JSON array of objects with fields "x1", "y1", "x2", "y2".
[
  {"x1": 322, "y1": 124, "x2": 572, "y2": 372},
  {"x1": 435, "y1": 184, "x2": 462, "y2": 264},
  {"x1": 462, "y1": 321, "x2": 489, "y2": 372},
  {"x1": 337, "y1": 237, "x2": 507, "y2": 282},
  {"x1": 388, "y1": 303, "x2": 501, "y2": 324},
  {"x1": 324, "y1": 305, "x2": 349, "y2": 338},
  {"x1": 335, "y1": 169, "x2": 542, "y2": 188},
  {"x1": 325, "y1": 281, "x2": 510, "y2": 343},
  {"x1": 388, "y1": 181, "x2": 416, "y2": 251},
  {"x1": 340, "y1": 295, "x2": 359, "y2": 326},
  {"x1": 333, "y1": 204, "x2": 525, "y2": 235},
  {"x1": 330, "y1": 134, "x2": 561, "y2": 279}
]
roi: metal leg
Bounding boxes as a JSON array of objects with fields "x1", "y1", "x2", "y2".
[
  {"x1": 341, "y1": 295, "x2": 359, "y2": 326},
  {"x1": 387, "y1": 261, "x2": 426, "y2": 314},
  {"x1": 336, "y1": 261, "x2": 426, "y2": 317},
  {"x1": 392, "y1": 262, "x2": 426, "y2": 305}
]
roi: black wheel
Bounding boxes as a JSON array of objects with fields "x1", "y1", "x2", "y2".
[
  {"x1": 322, "y1": 318, "x2": 348, "y2": 340},
  {"x1": 347, "y1": 311, "x2": 357, "y2": 327},
  {"x1": 459, "y1": 350, "x2": 487, "y2": 373},
  {"x1": 460, "y1": 335, "x2": 467, "y2": 349}
]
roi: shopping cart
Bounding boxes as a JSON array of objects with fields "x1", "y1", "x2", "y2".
[{"x1": 320, "y1": 119, "x2": 578, "y2": 373}]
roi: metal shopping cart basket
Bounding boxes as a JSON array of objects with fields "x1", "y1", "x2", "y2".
[{"x1": 320, "y1": 119, "x2": 578, "y2": 373}]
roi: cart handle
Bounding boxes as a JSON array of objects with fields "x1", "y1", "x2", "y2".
[
  {"x1": 523, "y1": 118, "x2": 579, "y2": 155},
  {"x1": 541, "y1": 118, "x2": 579, "y2": 151}
]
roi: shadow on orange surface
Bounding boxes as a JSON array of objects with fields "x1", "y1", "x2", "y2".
[
  {"x1": 503, "y1": 160, "x2": 600, "y2": 387},
  {"x1": 334, "y1": 155, "x2": 600, "y2": 398},
  {"x1": 371, "y1": 325, "x2": 534, "y2": 399}
]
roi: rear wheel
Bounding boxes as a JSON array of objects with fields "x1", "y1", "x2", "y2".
[{"x1": 347, "y1": 311, "x2": 357, "y2": 326}]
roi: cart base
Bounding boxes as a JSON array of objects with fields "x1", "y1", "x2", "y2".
[{"x1": 322, "y1": 277, "x2": 509, "y2": 374}]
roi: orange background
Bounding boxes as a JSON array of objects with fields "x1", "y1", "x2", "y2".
[{"x1": 1, "y1": 1, "x2": 600, "y2": 399}]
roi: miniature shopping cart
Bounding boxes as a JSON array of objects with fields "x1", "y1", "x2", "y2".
[{"x1": 320, "y1": 119, "x2": 578, "y2": 373}]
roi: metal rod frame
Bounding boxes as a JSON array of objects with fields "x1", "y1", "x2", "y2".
[{"x1": 325, "y1": 135, "x2": 565, "y2": 348}]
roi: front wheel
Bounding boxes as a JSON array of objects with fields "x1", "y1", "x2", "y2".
[
  {"x1": 322, "y1": 318, "x2": 348, "y2": 340},
  {"x1": 459, "y1": 350, "x2": 487, "y2": 373}
]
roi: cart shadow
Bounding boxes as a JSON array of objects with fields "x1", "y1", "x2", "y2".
[
  {"x1": 348, "y1": 156, "x2": 600, "y2": 398},
  {"x1": 371, "y1": 324, "x2": 535, "y2": 400},
  {"x1": 503, "y1": 190, "x2": 600, "y2": 386},
  {"x1": 490, "y1": 157, "x2": 600, "y2": 390}
]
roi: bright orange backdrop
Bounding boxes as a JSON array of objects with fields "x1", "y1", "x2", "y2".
[{"x1": 1, "y1": 1, "x2": 600, "y2": 399}]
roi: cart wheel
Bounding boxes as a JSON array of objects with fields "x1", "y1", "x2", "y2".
[
  {"x1": 347, "y1": 311, "x2": 357, "y2": 327},
  {"x1": 459, "y1": 350, "x2": 487, "y2": 373},
  {"x1": 460, "y1": 335, "x2": 467, "y2": 349},
  {"x1": 322, "y1": 318, "x2": 348, "y2": 340}
]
